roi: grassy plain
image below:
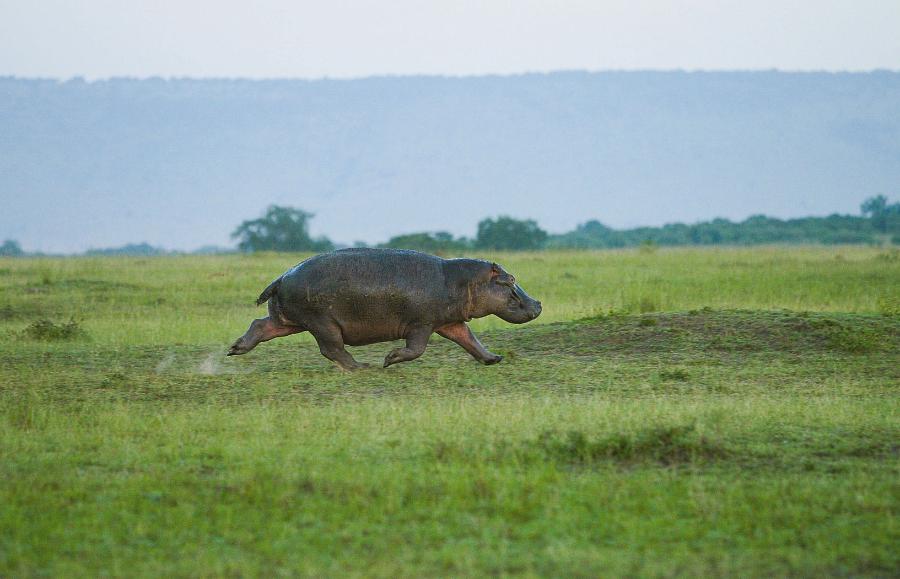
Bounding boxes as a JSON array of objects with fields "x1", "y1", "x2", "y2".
[{"x1": 1, "y1": 246, "x2": 898, "y2": 576}]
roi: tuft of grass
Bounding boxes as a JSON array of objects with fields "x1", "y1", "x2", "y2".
[
  {"x1": 803, "y1": 317, "x2": 884, "y2": 353},
  {"x1": 625, "y1": 295, "x2": 659, "y2": 313},
  {"x1": 878, "y1": 295, "x2": 900, "y2": 316},
  {"x1": 19, "y1": 318, "x2": 88, "y2": 341},
  {"x1": 4, "y1": 388, "x2": 46, "y2": 430},
  {"x1": 531, "y1": 423, "x2": 727, "y2": 466},
  {"x1": 0, "y1": 304, "x2": 13, "y2": 320},
  {"x1": 823, "y1": 325, "x2": 881, "y2": 353},
  {"x1": 659, "y1": 368, "x2": 691, "y2": 381}
]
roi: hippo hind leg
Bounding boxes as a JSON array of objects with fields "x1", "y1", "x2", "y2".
[
  {"x1": 227, "y1": 317, "x2": 303, "y2": 356},
  {"x1": 308, "y1": 323, "x2": 368, "y2": 370}
]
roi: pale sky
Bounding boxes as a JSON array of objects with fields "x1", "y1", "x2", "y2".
[{"x1": 1, "y1": 0, "x2": 899, "y2": 79}]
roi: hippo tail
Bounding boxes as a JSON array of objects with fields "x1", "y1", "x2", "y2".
[{"x1": 255, "y1": 277, "x2": 282, "y2": 306}]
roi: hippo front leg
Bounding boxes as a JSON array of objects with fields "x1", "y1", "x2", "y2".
[
  {"x1": 435, "y1": 322, "x2": 503, "y2": 365},
  {"x1": 383, "y1": 327, "x2": 431, "y2": 368}
]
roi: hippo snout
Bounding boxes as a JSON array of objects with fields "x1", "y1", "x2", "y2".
[{"x1": 498, "y1": 287, "x2": 542, "y2": 324}]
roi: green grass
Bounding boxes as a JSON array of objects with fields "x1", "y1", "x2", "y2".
[
  {"x1": 1, "y1": 246, "x2": 896, "y2": 344},
  {"x1": 1, "y1": 247, "x2": 898, "y2": 577}
]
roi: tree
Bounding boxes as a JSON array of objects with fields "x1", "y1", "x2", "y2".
[
  {"x1": 0, "y1": 239, "x2": 23, "y2": 256},
  {"x1": 861, "y1": 195, "x2": 888, "y2": 216},
  {"x1": 475, "y1": 216, "x2": 548, "y2": 250},
  {"x1": 231, "y1": 206, "x2": 333, "y2": 252},
  {"x1": 861, "y1": 195, "x2": 900, "y2": 234}
]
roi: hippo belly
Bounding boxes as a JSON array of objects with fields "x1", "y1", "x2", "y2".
[{"x1": 280, "y1": 285, "x2": 437, "y2": 346}]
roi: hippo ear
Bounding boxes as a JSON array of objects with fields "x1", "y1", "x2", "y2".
[{"x1": 490, "y1": 263, "x2": 502, "y2": 280}]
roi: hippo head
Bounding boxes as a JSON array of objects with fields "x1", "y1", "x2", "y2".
[{"x1": 476, "y1": 263, "x2": 542, "y2": 324}]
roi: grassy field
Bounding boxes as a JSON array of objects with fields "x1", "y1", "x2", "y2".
[{"x1": 1, "y1": 246, "x2": 898, "y2": 576}]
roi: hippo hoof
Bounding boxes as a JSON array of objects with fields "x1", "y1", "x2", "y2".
[
  {"x1": 383, "y1": 349, "x2": 410, "y2": 368},
  {"x1": 226, "y1": 341, "x2": 247, "y2": 356},
  {"x1": 484, "y1": 355, "x2": 503, "y2": 365}
]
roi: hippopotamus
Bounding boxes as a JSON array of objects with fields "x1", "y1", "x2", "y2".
[{"x1": 227, "y1": 248, "x2": 542, "y2": 369}]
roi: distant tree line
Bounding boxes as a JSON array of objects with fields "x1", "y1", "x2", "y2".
[
  {"x1": 3, "y1": 197, "x2": 898, "y2": 256},
  {"x1": 84, "y1": 242, "x2": 172, "y2": 256},
  {"x1": 225, "y1": 209, "x2": 554, "y2": 253},
  {"x1": 375, "y1": 196, "x2": 900, "y2": 253},
  {"x1": 547, "y1": 214, "x2": 887, "y2": 249},
  {"x1": 225, "y1": 197, "x2": 898, "y2": 253}
]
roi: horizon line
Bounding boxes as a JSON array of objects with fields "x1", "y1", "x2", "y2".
[{"x1": 4, "y1": 68, "x2": 900, "y2": 83}]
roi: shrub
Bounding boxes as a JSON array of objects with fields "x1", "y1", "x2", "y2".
[{"x1": 20, "y1": 318, "x2": 88, "y2": 341}]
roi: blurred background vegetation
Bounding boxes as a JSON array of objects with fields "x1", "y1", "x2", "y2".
[{"x1": 7, "y1": 195, "x2": 896, "y2": 256}]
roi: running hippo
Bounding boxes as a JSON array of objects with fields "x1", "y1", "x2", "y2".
[{"x1": 227, "y1": 248, "x2": 542, "y2": 369}]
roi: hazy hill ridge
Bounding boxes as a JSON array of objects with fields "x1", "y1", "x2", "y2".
[{"x1": 1, "y1": 71, "x2": 899, "y2": 252}]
